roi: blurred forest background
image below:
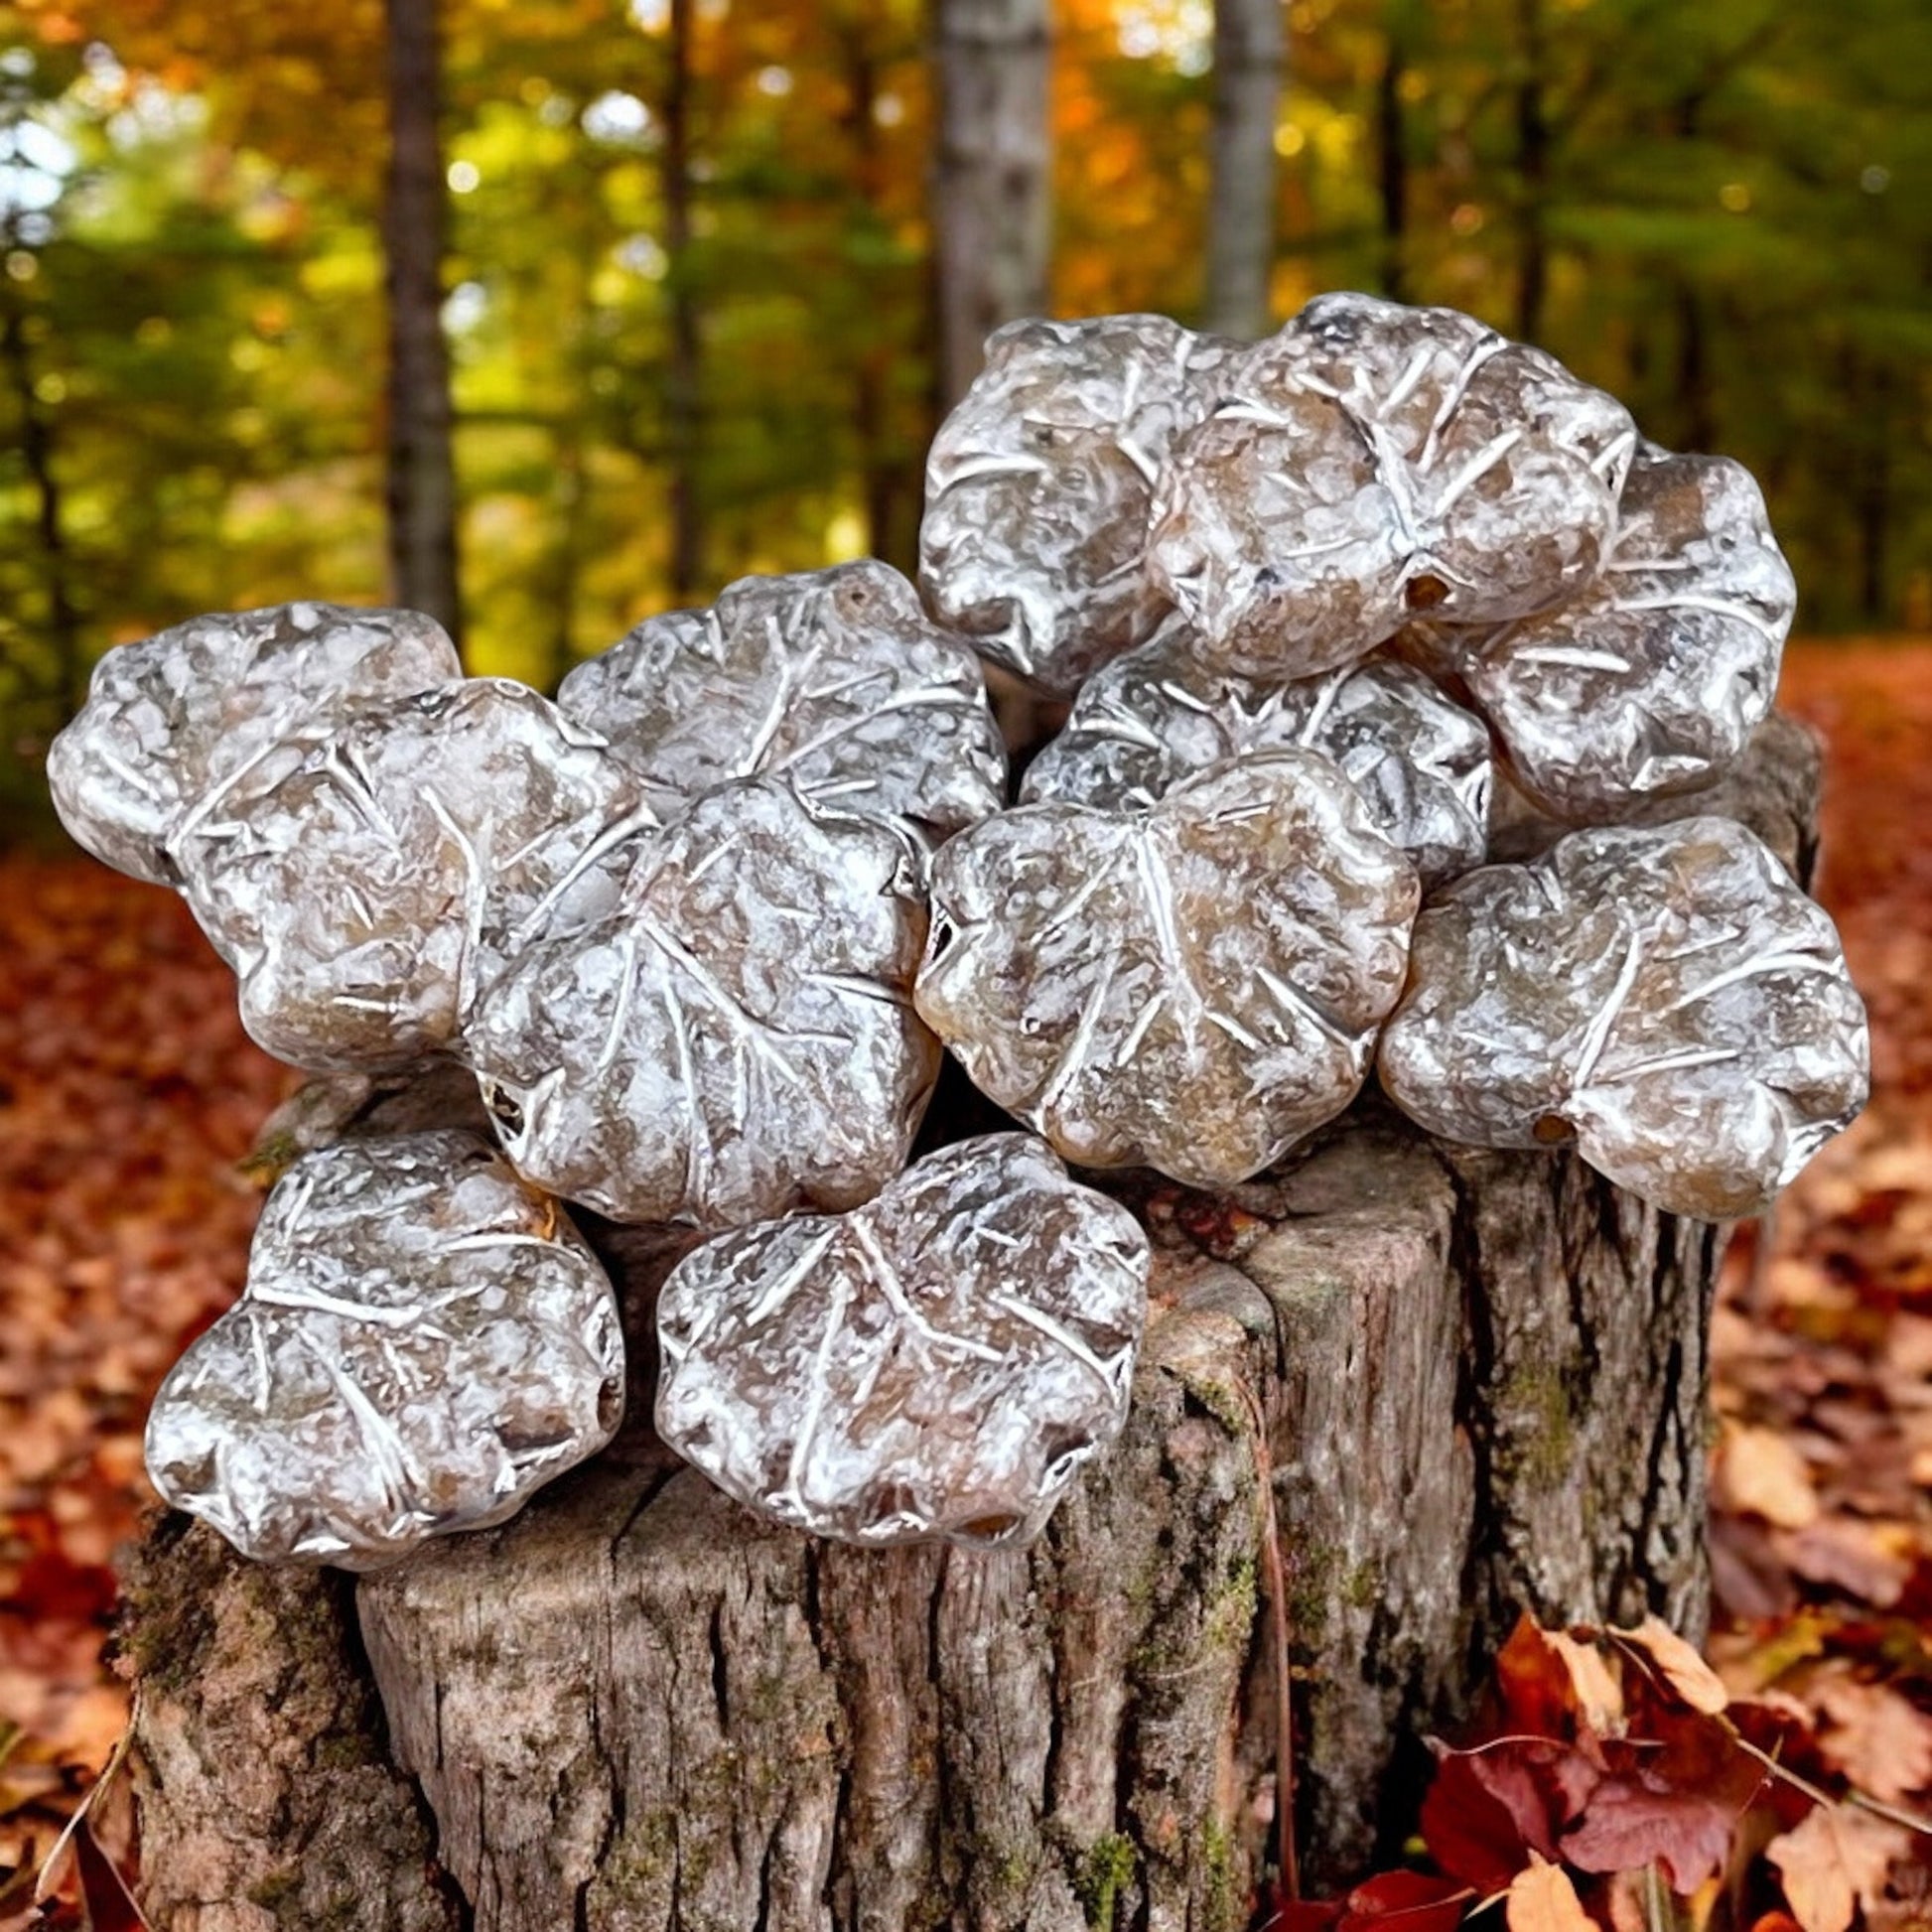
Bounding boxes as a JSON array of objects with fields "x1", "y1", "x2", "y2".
[{"x1": 0, "y1": 0, "x2": 1927, "y2": 830}]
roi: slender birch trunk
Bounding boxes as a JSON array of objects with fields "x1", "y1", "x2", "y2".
[
  {"x1": 1203, "y1": 0, "x2": 1285, "y2": 341},
  {"x1": 931, "y1": 0, "x2": 1051, "y2": 408}
]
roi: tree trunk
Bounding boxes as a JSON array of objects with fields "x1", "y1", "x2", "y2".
[
  {"x1": 1852, "y1": 355, "x2": 1893, "y2": 625},
  {"x1": 548, "y1": 423, "x2": 586, "y2": 690},
  {"x1": 1512, "y1": 0, "x2": 1550, "y2": 344},
  {"x1": 120, "y1": 729, "x2": 1822, "y2": 1928},
  {"x1": 1375, "y1": 18, "x2": 1410, "y2": 305},
  {"x1": 1673, "y1": 280, "x2": 1715, "y2": 454},
  {"x1": 1668, "y1": 95, "x2": 1714, "y2": 457},
  {"x1": 382, "y1": 0, "x2": 463, "y2": 648},
  {"x1": 1203, "y1": 0, "x2": 1284, "y2": 342},
  {"x1": 931, "y1": 0, "x2": 1051, "y2": 408},
  {"x1": 840, "y1": 12, "x2": 923, "y2": 578},
  {"x1": 0, "y1": 268, "x2": 82, "y2": 720},
  {"x1": 663, "y1": 0, "x2": 704, "y2": 603}
]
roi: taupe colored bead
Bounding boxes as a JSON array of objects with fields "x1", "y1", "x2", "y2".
[
  {"x1": 463, "y1": 775, "x2": 939, "y2": 1228},
  {"x1": 179, "y1": 679, "x2": 651, "y2": 1072},
  {"x1": 47, "y1": 603, "x2": 460, "y2": 887},
  {"x1": 146, "y1": 1131, "x2": 623, "y2": 1570},
  {"x1": 558, "y1": 561, "x2": 1006, "y2": 876},
  {"x1": 916, "y1": 752, "x2": 1420, "y2": 1188},
  {"x1": 655, "y1": 1132, "x2": 1149, "y2": 1547},
  {"x1": 1147, "y1": 293, "x2": 1636, "y2": 679},
  {"x1": 1020, "y1": 622, "x2": 1490, "y2": 885},
  {"x1": 919, "y1": 314, "x2": 1233, "y2": 695},
  {"x1": 1453, "y1": 447, "x2": 1796, "y2": 821},
  {"x1": 1377, "y1": 817, "x2": 1868, "y2": 1219}
]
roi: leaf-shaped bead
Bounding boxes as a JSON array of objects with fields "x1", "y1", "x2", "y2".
[
  {"x1": 920, "y1": 314, "x2": 1236, "y2": 694},
  {"x1": 917, "y1": 751, "x2": 1420, "y2": 1187},
  {"x1": 178, "y1": 679, "x2": 651, "y2": 1071},
  {"x1": 1021, "y1": 622, "x2": 1491, "y2": 886},
  {"x1": 145, "y1": 1131, "x2": 624, "y2": 1570},
  {"x1": 1147, "y1": 292, "x2": 1636, "y2": 678},
  {"x1": 1377, "y1": 817, "x2": 1868, "y2": 1217},
  {"x1": 462, "y1": 775, "x2": 940, "y2": 1227},
  {"x1": 655, "y1": 1132, "x2": 1150, "y2": 1547},
  {"x1": 559, "y1": 560, "x2": 1006, "y2": 877},
  {"x1": 1456, "y1": 446, "x2": 1796, "y2": 821},
  {"x1": 47, "y1": 602, "x2": 460, "y2": 888}
]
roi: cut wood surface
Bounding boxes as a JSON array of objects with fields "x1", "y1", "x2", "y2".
[{"x1": 120, "y1": 722, "x2": 1822, "y2": 1931}]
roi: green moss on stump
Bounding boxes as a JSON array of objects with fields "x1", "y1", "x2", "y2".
[{"x1": 1072, "y1": 1833, "x2": 1137, "y2": 1927}]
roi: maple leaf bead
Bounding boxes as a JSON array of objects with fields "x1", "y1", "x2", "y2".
[
  {"x1": 1020, "y1": 621, "x2": 1491, "y2": 887},
  {"x1": 1481, "y1": 714, "x2": 1822, "y2": 881},
  {"x1": 1445, "y1": 446, "x2": 1797, "y2": 823},
  {"x1": 178, "y1": 679, "x2": 652, "y2": 1073},
  {"x1": 655, "y1": 1133, "x2": 1149, "y2": 1548},
  {"x1": 557, "y1": 559, "x2": 1007, "y2": 880},
  {"x1": 47, "y1": 602, "x2": 461, "y2": 888},
  {"x1": 916, "y1": 752, "x2": 1420, "y2": 1190},
  {"x1": 1377, "y1": 817, "x2": 1869, "y2": 1220},
  {"x1": 919, "y1": 313, "x2": 1239, "y2": 696},
  {"x1": 1146, "y1": 291, "x2": 1637, "y2": 680},
  {"x1": 461, "y1": 774, "x2": 939, "y2": 1229},
  {"x1": 146, "y1": 1131, "x2": 624, "y2": 1571}
]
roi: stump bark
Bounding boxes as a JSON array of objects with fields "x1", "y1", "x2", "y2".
[{"x1": 119, "y1": 720, "x2": 1822, "y2": 1932}]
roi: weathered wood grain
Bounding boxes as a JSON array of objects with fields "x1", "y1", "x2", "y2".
[{"x1": 117, "y1": 1514, "x2": 464, "y2": 1932}]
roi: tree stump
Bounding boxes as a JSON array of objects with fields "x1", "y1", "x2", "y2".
[{"x1": 118, "y1": 720, "x2": 1822, "y2": 1932}]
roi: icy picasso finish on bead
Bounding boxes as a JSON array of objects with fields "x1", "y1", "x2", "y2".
[
  {"x1": 1377, "y1": 817, "x2": 1868, "y2": 1219},
  {"x1": 145, "y1": 1131, "x2": 624, "y2": 1570},
  {"x1": 47, "y1": 603, "x2": 461, "y2": 888},
  {"x1": 1021, "y1": 624, "x2": 1491, "y2": 887},
  {"x1": 917, "y1": 752, "x2": 1420, "y2": 1188},
  {"x1": 655, "y1": 1133, "x2": 1149, "y2": 1547},
  {"x1": 1147, "y1": 293, "x2": 1636, "y2": 679},
  {"x1": 179, "y1": 679, "x2": 649, "y2": 1072},
  {"x1": 557, "y1": 561, "x2": 1006, "y2": 875},
  {"x1": 1452, "y1": 447, "x2": 1796, "y2": 822},
  {"x1": 463, "y1": 775, "x2": 939, "y2": 1228},
  {"x1": 919, "y1": 314, "x2": 1232, "y2": 695}
]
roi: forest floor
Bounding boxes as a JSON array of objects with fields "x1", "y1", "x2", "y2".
[{"x1": 3, "y1": 638, "x2": 1932, "y2": 1924}]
